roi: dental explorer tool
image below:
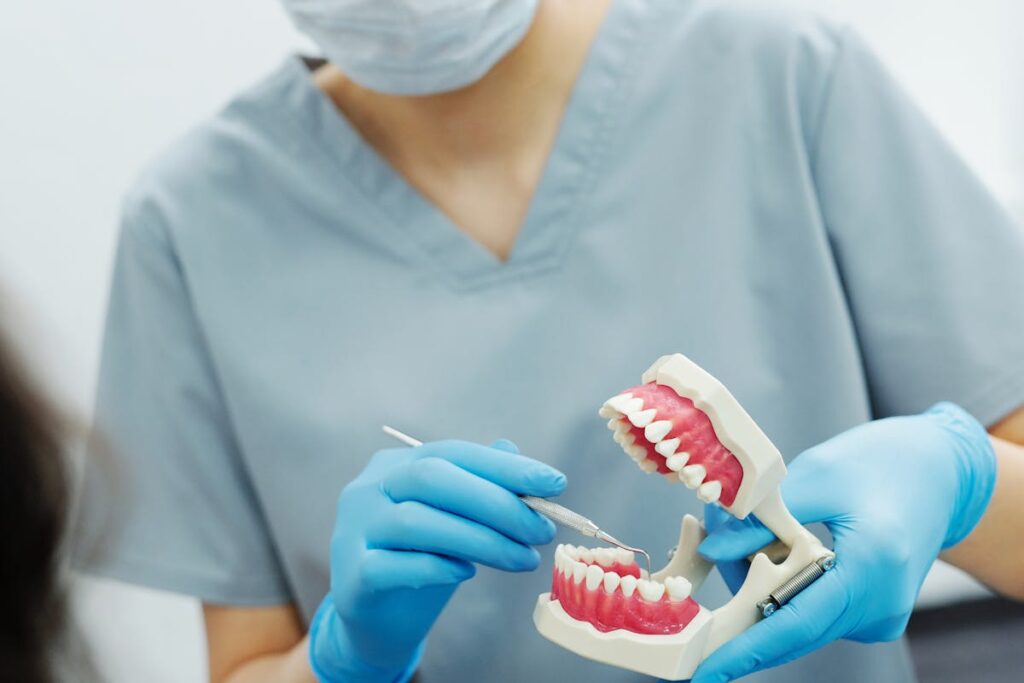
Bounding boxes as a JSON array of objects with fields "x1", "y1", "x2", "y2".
[{"x1": 381, "y1": 425, "x2": 653, "y2": 576}]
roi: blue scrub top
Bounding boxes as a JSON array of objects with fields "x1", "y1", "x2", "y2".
[{"x1": 75, "y1": 0, "x2": 1024, "y2": 681}]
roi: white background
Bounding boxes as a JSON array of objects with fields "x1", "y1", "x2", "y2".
[{"x1": 1, "y1": 2, "x2": 1022, "y2": 681}]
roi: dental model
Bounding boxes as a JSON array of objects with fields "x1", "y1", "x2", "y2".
[{"x1": 533, "y1": 353, "x2": 835, "y2": 680}]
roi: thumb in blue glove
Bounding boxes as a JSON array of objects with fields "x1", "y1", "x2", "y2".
[
  {"x1": 691, "y1": 403, "x2": 996, "y2": 683},
  {"x1": 310, "y1": 438, "x2": 565, "y2": 682}
]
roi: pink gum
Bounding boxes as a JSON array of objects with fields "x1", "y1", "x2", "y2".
[
  {"x1": 550, "y1": 565, "x2": 700, "y2": 635},
  {"x1": 624, "y1": 382, "x2": 743, "y2": 506}
]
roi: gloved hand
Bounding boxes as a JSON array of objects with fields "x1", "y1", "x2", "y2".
[
  {"x1": 692, "y1": 403, "x2": 997, "y2": 683},
  {"x1": 309, "y1": 439, "x2": 565, "y2": 683}
]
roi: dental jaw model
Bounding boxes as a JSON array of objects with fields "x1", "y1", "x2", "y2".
[{"x1": 533, "y1": 354, "x2": 835, "y2": 680}]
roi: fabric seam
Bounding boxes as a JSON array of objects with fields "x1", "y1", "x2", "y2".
[{"x1": 807, "y1": 24, "x2": 853, "y2": 181}]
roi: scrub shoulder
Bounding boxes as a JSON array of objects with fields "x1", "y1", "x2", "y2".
[
  {"x1": 682, "y1": 0, "x2": 847, "y2": 45},
  {"x1": 118, "y1": 59, "x2": 311, "y2": 241}
]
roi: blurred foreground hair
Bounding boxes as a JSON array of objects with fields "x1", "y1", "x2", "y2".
[{"x1": 0, "y1": 326, "x2": 71, "y2": 682}]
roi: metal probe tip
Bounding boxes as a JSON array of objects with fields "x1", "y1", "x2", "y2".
[{"x1": 596, "y1": 530, "x2": 653, "y2": 577}]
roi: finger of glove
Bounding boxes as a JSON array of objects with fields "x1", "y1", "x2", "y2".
[
  {"x1": 699, "y1": 461, "x2": 843, "y2": 562},
  {"x1": 489, "y1": 439, "x2": 520, "y2": 454},
  {"x1": 703, "y1": 503, "x2": 732, "y2": 533},
  {"x1": 371, "y1": 500, "x2": 541, "y2": 571},
  {"x1": 699, "y1": 514, "x2": 777, "y2": 563},
  {"x1": 716, "y1": 558, "x2": 750, "y2": 595},
  {"x1": 358, "y1": 549, "x2": 476, "y2": 592},
  {"x1": 690, "y1": 567, "x2": 850, "y2": 682},
  {"x1": 414, "y1": 440, "x2": 566, "y2": 497},
  {"x1": 485, "y1": 440, "x2": 558, "y2": 540},
  {"x1": 382, "y1": 457, "x2": 556, "y2": 546},
  {"x1": 702, "y1": 503, "x2": 748, "y2": 592}
]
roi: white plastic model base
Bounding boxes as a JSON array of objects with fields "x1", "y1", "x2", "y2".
[
  {"x1": 533, "y1": 594, "x2": 713, "y2": 680},
  {"x1": 534, "y1": 353, "x2": 834, "y2": 680}
]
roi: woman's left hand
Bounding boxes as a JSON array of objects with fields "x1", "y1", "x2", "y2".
[{"x1": 691, "y1": 403, "x2": 997, "y2": 683}]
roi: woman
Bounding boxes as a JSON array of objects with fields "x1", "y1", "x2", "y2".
[{"x1": 72, "y1": 0, "x2": 1024, "y2": 681}]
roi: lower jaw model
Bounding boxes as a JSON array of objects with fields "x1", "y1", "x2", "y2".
[{"x1": 533, "y1": 354, "x2": 835, "y2": 680}]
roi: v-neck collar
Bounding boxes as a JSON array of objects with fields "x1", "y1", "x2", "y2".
[{"x1": 282, "y1": 0, "x2": 656, "y2": 291}]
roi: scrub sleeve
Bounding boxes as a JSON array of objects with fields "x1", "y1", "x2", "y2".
[
  {"x1": 813, "y1": 29, "x2": 1024, "y2": 424},
  {"x1": 71, "y1": 202, "x2": 291, "y2": 605}
]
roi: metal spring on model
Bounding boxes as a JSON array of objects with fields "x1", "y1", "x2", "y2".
[
  {"x1": 759, "y1": 555, "x2": 836, "y2": 617},
  {"x1": 771, "y1": 560, "x2": 824, "y2": 606}
]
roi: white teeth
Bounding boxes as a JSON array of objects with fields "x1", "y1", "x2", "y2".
[
  {"x1": 579, "y1": 548, "x2": 595, "y2": 564},
  {"x1": 603, "y1": 572, "x2": 621, "y2": 593},
  {"x1": 628, "y1": 409, "x2": 657, "y2": 428},
  {"x1": 655, "y1": 438, "x2": 681, "y2": 458},
  {"x1": 555, "y1": 547, "x2": 569, "y2": 573},
  {"x1": 644, "y1": 420, "x2": 673, "y2": 443},
  {"x1": 620, "y1": 575, "x2": 638, "y2": 597},
  {"x1": 664, "y1": 576, "x2": 693, "y2": 601},
  {"x1": 593, "y1": 548, "x2": 614, "y2": 567},
  {"x1": 637, "y1": 579, "x2": 666, "y2": 602},
  {"x1": 638, "y1": 459, "x2": 658, "y2": 473},
  {"x1": 572, "y1": 562, "x2": 587, "y2": 583},
  {"x1": 621, "y1": 398, "x2": 645, "y2": 414},
  {"x1": 680, "y1": 464, "x2": 707, "y2": 488},
  {"x1": 604, "y1": 393, "x2": 637, "y2": 414},
  {"x1": 613, "y1": 548, "x2": 635, "y2": 565},
  {"x1": 613, "y1": 430, "x2": 635, "y2": 447},
  {"x1": 665, "y1": 452, "x2": 689, "y2": 471},
  {"x1": 698, "y1": 480, "x2": 722, "y2": 503},
  {"x1": 565, "y1": 545, "x2": 580, "y2": 561},
  {"x1": 598, "y1": 405, "x2": 618, "y2": 419},
  {"x1": 585, "y1": 564, "x2": 604, "y2": 590},
  {"x1": 606, "y1": 417, "x2": 622, "y2": 431}
]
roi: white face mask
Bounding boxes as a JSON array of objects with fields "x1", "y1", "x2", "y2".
[{"x1": 280, "y1": 0, "x2": 540, "y2": 96}]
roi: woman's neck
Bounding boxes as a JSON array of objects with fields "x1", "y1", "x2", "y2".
[{"x1": 314, "y1": 0, "x2": 612, "y2": 169}]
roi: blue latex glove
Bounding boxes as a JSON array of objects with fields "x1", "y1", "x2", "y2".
[
  {"x1": 309, "y1": 439, "x2": 565, "y2": 682},
  {"x1": 692, "y1": 403, "x2": 997, "y2": 683}
]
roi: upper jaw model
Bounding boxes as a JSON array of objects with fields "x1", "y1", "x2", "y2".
[{"x1": 533, "y1": 354, "x2": 835, "y2": 680}]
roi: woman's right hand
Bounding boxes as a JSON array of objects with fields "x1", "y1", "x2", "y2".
[{"x1": 308, "y1": 439, "x2": 566, "y2": 683}]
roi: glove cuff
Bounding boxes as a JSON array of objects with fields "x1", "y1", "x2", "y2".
[
  {"x1": 926, "y1": 402, "x2": 998, "y2": 549},
  {"x1": 308, "y1": 595, "x2": 424, "y2": 683}
]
